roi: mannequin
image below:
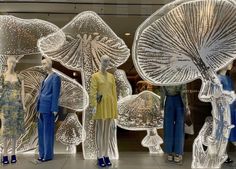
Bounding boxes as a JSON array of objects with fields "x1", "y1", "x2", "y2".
[
  {"x1": 90, "y1": 55, "x2": 117, "y2": 167},
  {"x1": 0, "y1": 56, "x2": 26, "y2": 164},
  {"x1": 217, "y1": 62, "x2": 236, "y2": 163},
  {"x1": 36, "y1": 58, "x2": 61, "y2": 162},
  {"x1": 161, "y1": 85, "x2": 188, "y2": 164}
]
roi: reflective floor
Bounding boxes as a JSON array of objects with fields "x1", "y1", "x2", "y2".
[{"x1": 0, "y1": 152, "x2": 235, "y2": 169}]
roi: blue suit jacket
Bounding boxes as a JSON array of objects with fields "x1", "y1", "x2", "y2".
[{"x1": 37, "y1": 72, "x2": 61, "y2": 113}]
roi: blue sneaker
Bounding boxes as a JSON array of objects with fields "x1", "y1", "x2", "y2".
[
  {"x1": 2, "y1": 156, "x2": 9, "y2": 164},
  {"x1": 97, "y1": 157, "x2": 106, "y2": 167},
  {"x1": 11, "y1": 155, "x2": 17, "y2": 163},
  {"x1": 103, "y1": 156, "x2": 112, "y2": 166}
]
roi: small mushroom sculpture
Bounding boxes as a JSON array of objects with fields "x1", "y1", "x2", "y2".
[
  {"x1": 118, "y1": 91, "x2": 163, "y2": 154},
  {"x1": 133, "y1": 0, "x2": 236, "y2": 168},
  {"x1": 38, "y1": 11, "x2": 130, "y2": 159},
  {"x1": 56, "y1": 112, "x2": 86, "y2": 150}
]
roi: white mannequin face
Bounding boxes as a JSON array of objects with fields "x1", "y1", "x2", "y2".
[
  {"x1": 227, "y1": 62, "x2": 233, "y2": 71},
  {"x1": 7, "y1": 56, "x2": 17, "y2": 71},
  {"x1": 41, "y1": 58, "x2": 52, "y2": 72},
  {"x1": 100, "y1": 55, "x2": 110, "y2": 71}
]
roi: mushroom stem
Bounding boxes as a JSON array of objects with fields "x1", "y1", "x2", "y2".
[
  {"x1": 192, "y1": 81, "x2": 233, "y2": 168},
  {"x1": 141, "y1": 128, "x2": 163, "y2": 154}
]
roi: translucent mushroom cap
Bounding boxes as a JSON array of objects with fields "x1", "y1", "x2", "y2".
[
  {"x1": 38, "y1": 11, "x2": 130, "y2": 72},
  {"x1": 117, "y1": 91, "x2": 163, "y2": 130},
  {"x1": 20, "y1": 66, "x2": 89, "y2": 111},
  {"x1": 0, "y1": 15, "x2": 59, "y2": 56},
  {"x1": 112, "y1": 69, "x2": 132, "y2": 101},
  {"x1": 133, "y1": 0, "x2": 236, "y2": 85}
]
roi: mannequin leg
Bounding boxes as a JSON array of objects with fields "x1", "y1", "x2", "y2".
[
  {"x1": 104, "y1": 119, "x2": 112, "y2": 157},
  {"x1": 95, "y1": 119, "x2": 105, "y2": 158},
  {"x1": 164, "y1": 97, "x2": 175, "y2": 155},
  {"x1": 3, "y1": 138, "x2": 8, "y2": 156},
  {"x1": 38, "y1": 113, "x2": 44, "y2": 159},
  {"x1": 11, "y1": 137, "x2": 16, "y2": 155},
  {"x1": 173, "y1": 102, "x2": 185, "y2": 155}
]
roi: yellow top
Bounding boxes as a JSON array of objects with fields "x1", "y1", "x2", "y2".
[{"x1": 90, "y1": 71, "x2": 118, "y2": 120}]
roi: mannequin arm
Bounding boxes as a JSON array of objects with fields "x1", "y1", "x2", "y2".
[
  {"x1": 21, "y1": 80, "x2": 26, "y2": 111},
  {"x1": 180, "y1": 84, "x2": 189, "y2": 113},
  {"x1": 112, "y1": 76, "x2": 118, "y2": 109},
  {"x1": 51, "y1": 75, "x2": 61, "y2": 113},
  {"x1": 160, "y1": 86, "x2": 166, "y2": 111}
]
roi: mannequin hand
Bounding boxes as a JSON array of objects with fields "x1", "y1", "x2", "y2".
[
  {"x1": 161, "y1": 109, "x2": 164, "y2": 115},
  {"x1": 37, "y1": 113, "x2": 40, "y2": 119},
  {"x1": 92, "y1": 108, "x2": 96, "y2": 115},
  {"x1": 23, "y1": 106, "x2": 27, "y2": 112},
  {"x1": 53, "y1": 112, "x2": 58, "y2": 116},
  {"x1": 53, "y1": 112, "x2": 58, "y2": 122}
]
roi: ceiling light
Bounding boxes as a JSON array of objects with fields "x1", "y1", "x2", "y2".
[{"x1": 125, "y1": 33, "x2": 131, "y2": 36}]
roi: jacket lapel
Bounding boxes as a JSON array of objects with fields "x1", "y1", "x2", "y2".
[{"x1": 41, "y1": 73, "x2": 54, "y2": 91}]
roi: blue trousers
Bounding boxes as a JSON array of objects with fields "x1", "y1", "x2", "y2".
[
  {"x1": 38, "y1": 113, "x2": 55, "y2": 160},
  {"x1": 164, "y1": 95, "x2": 185, "y2": 155}
]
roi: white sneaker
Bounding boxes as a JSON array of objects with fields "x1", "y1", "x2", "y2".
[{"x1": 174, "y1": 154, "x2": 183, "y2": 164}]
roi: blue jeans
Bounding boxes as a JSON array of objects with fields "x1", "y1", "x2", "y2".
[
  {"x1": 164, "y1": 95, "x2": 185, "y2": 155},
  {"x1": 38, "y1": 113, "x2": 55, "y2": 160}
]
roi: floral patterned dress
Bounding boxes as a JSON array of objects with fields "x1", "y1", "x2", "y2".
[{"x1": 0, "y1": 74, "x2": 24, "y2": 138}]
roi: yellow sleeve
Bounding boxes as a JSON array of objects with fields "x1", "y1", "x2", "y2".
[
  {"x1": 90, "y1": 74, "x2": 97, "y2": 108},
  {"x1": 112, "y1": 76, "x2": 118, "y2": 109}
]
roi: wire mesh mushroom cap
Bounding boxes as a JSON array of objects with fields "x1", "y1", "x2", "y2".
[
  {"x1": 133, "y1": 0, "x2": 236, "y2": 85},
  {"x1": 117, "y1": 91, "x2": 163, "y2": 130},
  {"x1": 56, "y1": 113, "x2": 86, "y2": 146},
  {"x1": 20, "y1": 66, "x2": 89, "y2": 111},
  {"x1": 113, "y1": 69, "x2": 132, "y2": 101},
  {"x1": 0, "y1": 15, "x2": 59, "y2": 56},
  {"x1": 38, "y1": 11, "x2": 130, "y2": 72}
]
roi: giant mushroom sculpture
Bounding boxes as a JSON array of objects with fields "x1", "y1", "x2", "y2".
[
  {"x1": 133, "y1": 0, "x2": 236, "y2": 168},
  {"x1": 38, "y1": 11, "x2": 130, "y2": 159}
]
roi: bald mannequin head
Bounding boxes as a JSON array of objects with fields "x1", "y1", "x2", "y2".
[
  {"x1": 100, "y1": 55, "x2": 110, "y2": 72},
  {"x1": 41, "y1": 58, "x2": 53, "y2": 73},
  {"x1": 7, "y1": 56, "x2": 17, "y2": 71}
]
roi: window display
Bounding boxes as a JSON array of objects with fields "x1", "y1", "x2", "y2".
[
  {"x1": 132, "y1": 0, "x2": 236, "y2": 168},
  {"x1": 37, "y1": 11, "x2": 130, "y2": 159}
]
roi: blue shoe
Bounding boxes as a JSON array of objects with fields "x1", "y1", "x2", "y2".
[
  {"x1": 2, "y1": 156, "x2": 9, "y2": 164},
  {"x1": 42, "y1": 158, "x2": 52, "y2": 162},
  {"x1": 103, "y1": 156, "x2": 112, "y2": 166},
  {"x1": 11, "y1": 155, "x2": 17, "y2": 163},
  {"x1": 97, "y1": 158, "x2": 106, "y2": 167}
]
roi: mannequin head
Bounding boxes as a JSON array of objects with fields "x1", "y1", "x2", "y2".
[
  {"x1": 226, "y1": 62, "x2": 233, "y2": 71},
  {"x1": 218, "y1": 61, "x2": 234, "y2": 75},
  {"x1": 6, "y1": 56, "x2": 17, "y2": 72},
  {"x1": 100, "y1": 55, "x2": 110, "y2": 72},
  {"x1": 41, "y1": 58, "x2": 52, "y2": 73}
]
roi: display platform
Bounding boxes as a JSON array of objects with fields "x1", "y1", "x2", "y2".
[{"x1": 0, "y1": 152, "x2": 235, "y2": 169}]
